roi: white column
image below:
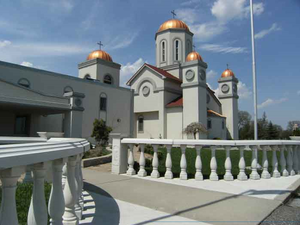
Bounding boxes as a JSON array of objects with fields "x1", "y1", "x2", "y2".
[
  {"x1": 151, "y1": 145, "x2": 160, "y2": 178},
  {"x1": 261, "y1": 146, "x2": 271, "y2": 179},
  {"x1": 249, "y1": 146, "x2": 260, "y2": 180},
  {"x1": 297, "y1": 146, "x2": 300, "y2": 174},
  {"x1": 287, "y1": 146, "x2": 295, "y2": 176},
  {"x1": 63, "y1": 156, "x2": 79, "y2": 225},
  {"x1": 62, "y1": 164, "x2": 67, "y2": 190},
  {"x1": 271, "y1": 146, "x2": 280, "y2": 178},
  {"x1": 180, "y1": 145, "x2": 188, "y2": 180},
  {"x1": 28, "y1": 163, "x2": 48, "y2": 225},
  {"x1": 224, "y1": 146, "x2": 233, "y2": 181},
  {"x1": 0, "y1": 168, "x2": 23, "y2": 225},
  {"x1": 48, "y1": 159, "x2": 65, "y2": 225},
  {"x1": 74, "y1": 157, "x2": 82, "y2": 220},
  {"x1": 127, "y1": 144, "x2": 136, "y2": 176},
  {"x1": 209, "y1": 146, "x2": 218, "y2": 181},
  {"x1": 165, "y1": 145, "x2": 173, "y2": 179},
  {"x1": 138, "y1": 145, "x2": 147, "y2": 177},
  {"x1": 78, "y1": 154, "x2": 84, "y2": 210},
  {"x1": 293, "y1": 146, "x2": 298, "y2": 175},
  {"x1": 111, "y1": 133, "x2": 128, "y2": 174},
  {"x1": 237, "y1": 146, "x2": 247, "y2": 181},
  {"x1": 280, "y1": 146, "x2": 289, "y2": 177},
  {"x1": 195, "y1": 146, "x2": 203, "y2": 181}
]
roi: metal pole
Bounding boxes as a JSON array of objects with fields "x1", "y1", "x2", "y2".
[{"x1": 250, "y1": 0, "x2": 258, "y2": 140}]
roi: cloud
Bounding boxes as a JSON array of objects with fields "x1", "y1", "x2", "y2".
[
  {"x1": 297, "y1": 90, "x2": 300, "y2": 95},
  {"x1": 258, "y1": 98, "x2": 288, "y2": 109},
  {"x1": 189, "y1": 22, "x2": 227, "y2": 42},
  {"x1": 255, "y1": 23, "x2": 281, "y2": 39},
  {"x1": 176, "y1": 8, "x2": 198, "y2": 24},
  {"x1": 180, "y1": 0, "x2": 202, "y2": 6},
  {"x1": 22, "y1": 0, "x2": 74, "y2": 13},
  {"x1": 238, "y1": 81, "x2": 252, "y2": 99},
  {"x1": 200, "y1": 44, "x2": 248, "y2": 54},
  {"x1": 106, "y1": 32, "x2": 139, "y2": 50},
  {"x1": 207, "y1": 70, "x2": 218, "y2": 79},
  {"x1": 211, "y1": 0, "x2": 264, "y2": 23},
  {"x1": 0, "y1": 40, "x2": 11, "y2": 48},
  {"x1": 20, "y1": 61, "x2": 33, "y2": 67},
  {"x1": 120, "y1": 58, "x2": 145, "y2": 87}
]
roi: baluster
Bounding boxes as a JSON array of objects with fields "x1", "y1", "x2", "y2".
[
  {"x1": 62, "y1": 164, "x2": 67, "y2": 190},
  {"x1": 209, "y1": 146, "x2": 218, "y2": 181},
  {"x1": 78, "y1": 154, "x2": 84, "y2": 210},
  {"x1": 48, "y1": 159, "x2": 65, "y2": 225},
  {"x1": 249, "y1": 146, "x2": 260, "y2": 180},
  {"x1": 28, "y1": 163, "x2": 48, "y2": 225},
  {"x1": 287, "y1": 146, "x2": 295, "y2": 176},
  {"x1": 63, "y1": 155, "x2": 79, "y2": 225},
  {"x1": 165, "y1": 145, "x2": 173, "y2": 179},
  {"x1": 138, "y1": 145, "x2": 147, "y2": 177},
  {"x1": 237, "y1": 146, "x2": 247, "y2": 181},
  {"x1": 151, "y1": 145, "x2": 160, "y2": 178},
  {"x1": 0, "y1": 168, "x2": 23, "y2": 225},
  {"x1": 293, "y1": 146, "x2": 298, "y2": 175},
  {"x1": 261, "y1": 146, "x2": 271, "y2": 179},
  {"x1": 195, "y1": 146, "x2": 203, "y2": 181},
  {"x1": 180, "y1": 145, "x2": 188, "y2": 180},
  {"x1": 75, "y1": 157, "x2": 82, "y2": 219},
  {"x1": 224, "y1": 146, "x2": 233, "y2": 181},
  {"x1": 271, "y1": 146, "x2": 280, "y2": 178},
  {"x1": 127, "y1": 144, "x2": 136, "y2": 176},
  {"x1": 297, "y1": 146, "x2": 300, "y2": 175},
  {"x1": 280, "y1": 145, "x2": 289, "y2": 177}
]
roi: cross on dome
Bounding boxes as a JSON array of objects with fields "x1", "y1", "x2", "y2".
[
  {"x1": 97, "y1": 41, "x2": 103, "y2": 50},
  {"x1": 171, "y1": 10, "x2": 176, "y2": 18}
]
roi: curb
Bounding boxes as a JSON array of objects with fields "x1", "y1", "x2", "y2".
[{"x1": 82, "y1": 153, "x2": 112, "y2": 168}]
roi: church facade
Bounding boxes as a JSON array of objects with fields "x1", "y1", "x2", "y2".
[{"x1": 127, "y1": 19, "x2": 239, "y2": 140}]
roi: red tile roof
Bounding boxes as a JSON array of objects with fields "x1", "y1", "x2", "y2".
[
  {"x1": 166, "y1": 96, "x2": 183, "y2": 107},
  {"x1": 208, "y1": 109, "x2": 226, "y2": 118},
  {"x1": 145, "y1": 64, "x2": 182, "y2": 83}
]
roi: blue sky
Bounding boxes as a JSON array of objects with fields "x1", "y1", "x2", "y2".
[{"x1": 0, "y1": 0, "x2": 299, "y2": 128}]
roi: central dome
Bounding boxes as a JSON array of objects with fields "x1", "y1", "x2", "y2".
[
  {"x1": 87, "y1": 50, "x2": 113, "y2": 62},
  {"x1": 158, "y1": 19, "x2": 190, "y2": 33},
  {"x1": 221, "y1": 69, "x2": 235, "y2": 78}
]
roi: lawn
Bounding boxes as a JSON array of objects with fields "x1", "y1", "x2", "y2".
[{"x1": 136, "y1": 147, "x2": 284, "y2": 180}]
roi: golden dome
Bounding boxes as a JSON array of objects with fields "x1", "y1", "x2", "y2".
[
  {"x1": 221, "y1": 69, "x2": 235, "y2": 78},
  {"x1": 186, "y1": 51, "x2": 203, "y2": 62},
  {"x1": 87, "y1": 50, "x2": 113, "y2": 62},
  {"x1": 158, "y1": 19, "x2": 190, "y2": 32}
]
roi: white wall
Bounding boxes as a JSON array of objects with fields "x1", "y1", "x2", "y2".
[
  {"x1": 135, "y1": 112, "x2": 160, "y2": 139},
  {"x1": 207, "y1": 116, "x2": 227, "y2": 140},
  {"x1": 166, "y1": 107, "x2": 183, "y2": 139}
]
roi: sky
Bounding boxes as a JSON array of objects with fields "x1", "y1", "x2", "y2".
[{"x1": 0, "y1": 0, "x2": 299, "y2": 128}]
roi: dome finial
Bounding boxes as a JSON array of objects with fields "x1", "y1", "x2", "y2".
[
  {"x1": 227, "y1": 63, "x2": 229, "y2": 69},
  {"x1": 171, "y1": 10, "x2": 176, "y2": 19},
  {"x1": 97, "y1": 41, "x2": 103, "y2": 50}
]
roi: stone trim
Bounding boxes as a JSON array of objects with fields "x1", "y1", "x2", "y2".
[
  {"x1": 155, "y1": 28, "x2": 194, "y2": 40},
  {"x1": 78, "y1": 58, "x2": 121, "y2": 70},
  {"x1": 218, "y1": 76, "x2": 239, "y2": 83},
  {"x1": 181, "y1": 82, "x2": 207, "y2": 89},
  {"x1": 218, "y1": 94, "x2": 239, "y2": 99}
]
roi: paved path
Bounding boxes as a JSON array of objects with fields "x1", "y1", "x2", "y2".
[{"x1": 82, "y1": 168, "x2": 300, "y2": 225}]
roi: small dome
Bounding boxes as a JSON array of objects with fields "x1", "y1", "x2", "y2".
[
  {"x1": 221, "y1": 69, "x2": 235, "y2": 78},
  {"x1": 87, "y1": 50, "x2": 113, "y2": 62},
  {"x1": 158, "y1": 19, "x2": 190, "y2": 33},
  {"x1": 186, "y1": 51, "x2": 203, "y2": 62}
]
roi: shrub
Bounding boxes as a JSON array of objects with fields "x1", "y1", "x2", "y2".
[
  {"x1": 293, "y1": 128, "x2": 300, "y2": 136},
  {"x1": 91, "y1": 119, "x2": 112, "y2": 147}
]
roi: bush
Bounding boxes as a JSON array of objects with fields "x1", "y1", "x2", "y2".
[
  {"x1": 0, "y1": 182, "x2": 51, "y2": 224},
  {"x1": 91, "y1": 119, "x2": 112, "y2": 146},
  {"x1": 293, "y1": 128, "x2": 300, "y2": 136}
]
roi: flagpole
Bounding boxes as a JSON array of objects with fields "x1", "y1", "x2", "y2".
[{"x1": 250, "y1": 0, "x2": 258, "y2": 140}]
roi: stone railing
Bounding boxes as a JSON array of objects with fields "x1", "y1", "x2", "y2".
[
  {"x1": 0, "y1": 137, "x2": 89, "y2": 225},
  {"x1": 111, "y1": 134, "x2": 300, "y2": 182}
]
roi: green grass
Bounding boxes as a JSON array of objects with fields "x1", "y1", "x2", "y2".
[
  {"x1": 135, "y1": 147, "x2": 285, "y2": 179},
  {"x1": 0, "y1": 182, "x2": 51, "y2": 225}
]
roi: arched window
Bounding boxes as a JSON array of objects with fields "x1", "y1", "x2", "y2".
[
  {"x1": 99, "y1": 93, "x2": 107, "y2": 121},
  {"x1": 208, "y1": 119, "x2": 212, "y2": 129},
  {"x1": 63, "y1": 86, "x2": 73, "y2": 94},
  {"x1": 138, "y1": 115, "x2": 144, "y2": 133},
  {"x1": 103, "y1": 75, "x2": 113, "y2": 85},
  {"x1": 162, "y1": 41, "x2": 166, "y2": 62},
  {"x1": 18, "y1": 78, "x2": 30, "y2": 88},
  {"x1": 175, "y1": 40, "x2": 179, "y2": 61}
]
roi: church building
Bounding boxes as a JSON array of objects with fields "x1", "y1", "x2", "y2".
[{"x1": 127, "y1": 19, "x2": 239, "y2": 140}]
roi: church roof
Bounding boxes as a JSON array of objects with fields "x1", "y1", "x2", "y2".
[
  {"x1": 208, "y1": 110, "x2": 226, "y2": 118},
  {"x1": 166, "y1": 96, "x2": 183, "y2": 107},
  {"x1": 126, "y1": 63, "x2": 182, "y2": 86}
]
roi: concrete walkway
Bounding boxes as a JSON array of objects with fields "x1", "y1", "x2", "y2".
[{"x1": 82, "y1": 168, "x2": 300, "y2": 225}]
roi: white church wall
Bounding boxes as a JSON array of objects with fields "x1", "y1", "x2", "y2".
[
  {"x1": 207, "y1": 91, "x2": 222, "y2": 114},
  {"x1": 166, "y1": 107, "x2": 183, "y2": 139},
  {"x1": 78, "y1": 64, "x2": 97, "y2": 79},
  {"x1": 220, "y1": 97, "x2": 239, "y2": 139},
  {"x1": 0, "y1": 62, "x2": 133, "y2": 139},
  {"x1": 207, "y1": 116, "x2": 227, "y2": 140},
  {"x1": 135, "y1": 111, "x2": 160, "y2": 139}
]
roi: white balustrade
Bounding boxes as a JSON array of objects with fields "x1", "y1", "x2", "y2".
[
  {"x1": 195, "y1": 146, "x2": 203, "y2": 181},
  {"x1": 261, "y1": 146, "x2": 271, "y2": 179},
  {"x1": 180, "y1": 145, "x2": 188, "y2": 180},
  {"x1": 0, "y1": 137, "x2": 89, "y2": 225},
  {"x1": 224, "y1": 146, "x2": 233, "y2": 181},
  {"x1": 138, "y1": 145, "x2": 147, "y2": 177},
  {"x1": 151, "y1": 145, "x2": 160, "y2": 178},
  {"x1": 250, "y1": 146, "x2": 260, "y2": 180},
  {"x1": 75, "y1": 157, "x2": 83, "y2": 220},
  {"x1": 165, "y1": 145, "x2": 173, "y2": 179},
  {"x1": 209, "y1": 146, "x2": 218, "y2": 181},
  {"x1": 271, "y1": 146, "x2": 280, "y2": 178},
  {"x1": 287, "y1": 146, "x2": 295, "y2": 176},
  {"x1": 280, "y1": 146, "x2": 289, "y2": 177},
  {"x1": 293, "y1": 146, "x2": 298, "y2": 175},
  {"x1": 127, "y1": 144, "x2": 136, "y2": 176},
  {"x1": 237, "y1": 146, "x2": 247, "y2": 181}
]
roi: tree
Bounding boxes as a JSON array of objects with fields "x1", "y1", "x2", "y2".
[
  {"x1": 238, "y1": 111, "x2": 252, "y2": 130},
  {"x1": 267, "y1": 121, "x2": 280, "y2": 140},
  {"x1": 91, "y1": 119, "x2": 112, "y2": 146},
  {"x1": 184, "y1": 122, "x2": 207, "y2": 139},
  {"x1": 258, "y1": 112, "x2": 268, "y2": 139},
  {"x1": 287, "y1": 121, "x2": 300, "y2": 131}
]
